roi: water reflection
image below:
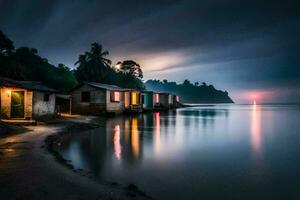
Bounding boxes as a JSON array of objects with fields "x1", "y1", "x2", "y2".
[
  {"x1": 250, "y1": 104, "x2": 264, "y2": 170},
  {"x1": 251, "y1": 104, "x2": 262, "y2": 154},
  {"x1": 131, "y1": 117, "x2": 140, "y2": 159},
  {"x1": 179, "y1": 107, "x2": 229, "y2": 129},
  {"x1": 113, "y1": 124, "x2": 121, "y2": 160},
  {"x1": 58, "y1": 105, "x2": 300, "y2": 199},
  {"x1": 154, "y1": 112, "x2": 161, "y2": 154}
]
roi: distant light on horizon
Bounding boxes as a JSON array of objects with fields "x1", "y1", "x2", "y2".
[{"x1": 232, "y1": 90, "x2": 277, "y2": 104}]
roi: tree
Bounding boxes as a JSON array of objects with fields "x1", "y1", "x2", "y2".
[
  {"x1": 74, "y1": 42, "x2": 145, "y2": 90},
  {"x1": 0, "y1": 30, "x2": 77, "y2": 92},
  {"x1": 86, "y1": 43, "x2": 111, "y2": 67},
  {"x1": 0, "y1": 30, "x2": 14, "y2": 55},
  {"x1": 183, "y1": 79, "x2": 191, "y2": 86},
  {"x1": 115, "y1": 60, "x2": 143, "y2": 79},
  {"x1": 195, "y1": 82, "x2": 199, "y2": 86},
  {"x1": 144, "y1": 79, "x2": 234, "y2": 103},
  {"x1": 74, "y1": 43, "x2": 112, "y2": 83}
]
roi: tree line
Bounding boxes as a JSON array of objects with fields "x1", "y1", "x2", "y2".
[
  {"x1": 145, "y1": 79, "x2": 234, "y2": 103},
  {"x1": 0, "y1": 30, "x2": 233, "y2": 103},
  {"x1": 0, "y1": 30, "x2": 144, "y2": 92}
]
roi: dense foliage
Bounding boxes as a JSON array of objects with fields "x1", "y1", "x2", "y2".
[
  {"x1": 145, "y1": 79, "x2": 234, "y2": 103},
  {"x1": 73, "y1": 43, "x2": 144, "y2": 90},
  {"x1": 114, "y1": 60, "x2": 143, "y2": 78},
  {"x1": 0, "y1": 30, "x2": 77, "y2": 92},
  {"x1": 0, "y1": 30, "x2": 233, "y2": 103}
]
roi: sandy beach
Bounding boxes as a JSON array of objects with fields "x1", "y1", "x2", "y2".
[{"x1": 0, "y1": 116, "x2": 149, "y2": 200}]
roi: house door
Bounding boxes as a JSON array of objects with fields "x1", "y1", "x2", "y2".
[
  {"x1": 11, "y1": 91, "x2": 25, "y2": 118},
  {"x1": 125, "y1": 92, "x2": 130, "y2": 108}
]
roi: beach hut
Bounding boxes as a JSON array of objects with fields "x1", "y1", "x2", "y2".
[
  {"x1": 175, "y1": 95, "x2": 180, "y2": 107},
  {"x1": 168, "y1": 94, "x2": 174, "y2": 107},
  {"x1": 141, "y1": 91, "x2": 155, "y2": 111},
  {"x1": 71, "y1": 82, "x2": 125, "y2": 115},
  {"x1": 153, "y1": 92, "x2": 160, "y2": 106},
  {"x1": 154, "y1": 92, "x2": 170, "y2": 110},
  {"x1": 0, "y1": 76, "x2": 56, "y2": 120},
  {"x1": 124, "y1": 89, "x2": 142, "y2": 112}
]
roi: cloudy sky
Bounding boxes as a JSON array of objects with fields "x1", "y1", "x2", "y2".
[{"x1": 0, "y1": 0, "x2": 299, "y2": 103}]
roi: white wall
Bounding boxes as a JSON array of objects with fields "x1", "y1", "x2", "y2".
[
  {"x1": 32, "y1": 91, "x2": 55, "y2": 116},
  {"x1": 106, "y1": 90, "x2": 125, "y2": 113}
]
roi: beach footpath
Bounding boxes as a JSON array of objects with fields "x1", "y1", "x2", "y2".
[{"x1": 0, "y1": 115, "x2": 150, "y2": 200}]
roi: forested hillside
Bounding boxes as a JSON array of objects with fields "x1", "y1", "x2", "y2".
[{"x1": 145, "y1": 80, "x2": 234, "y2": 103}]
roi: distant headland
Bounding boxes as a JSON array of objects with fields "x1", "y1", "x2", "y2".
[{"x1": 145, "y1": 80, "x2": 234, "y2": 104}]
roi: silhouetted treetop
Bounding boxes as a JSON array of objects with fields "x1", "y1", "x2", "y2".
[
  {"x1": 114, "y1": 60, "x2": 143, "y2": 79},
  {"x1": 74, "y1": 43, "x2": 144, "y2": 90},
  {"x1": 0, "y1": 30, "x2": 77, "y2": 92},
  {"x1": 0, "y1": 30, "x2": 14, "y2": 55}
]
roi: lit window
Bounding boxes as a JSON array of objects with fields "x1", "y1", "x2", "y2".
[
  {"x1": 111, "y1": 91, "x2": 120, "y2": 102},
  {"x1": 155, "y1": 94, "x2": 160, "y2": 103},
  {"x1": 176, "y1": 96, "x2": 179, "y2": 102},
  {"x1": 131, "y1": 92, "x2": 137, "y2": 105},
  {"x1": 114, "y1": 91, "x2": 120, "y2": 102}
]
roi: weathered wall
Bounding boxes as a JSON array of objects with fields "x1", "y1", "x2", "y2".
[
  {"x1": 32, "y1": 91, "x2": 56, "y2": 116},
  {"x1": 71, "y1": 84, "x2": 107, "y2": 115},
  {"x1": 0, "y1": 87, "x2": 33, "y2": 119},
  {"x1": 142, "y1": 93, "x2": 154, "y2": 109},
  {"x1": 168, "y1": 95, "x2": 174, "y2": 104},
  {"x1": 160, "y1": 94, "x2": 169, "y2": 107},
  {"x1": 106, "y1": 90, "x2": 125, "y2": 113}
]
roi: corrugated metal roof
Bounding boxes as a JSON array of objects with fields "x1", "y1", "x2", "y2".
[
  {"x1": 19, "y1": 81, "x2": 57, "y2": 92},
  {"x1": 85, "y1": 82, "x2": 126, "y2": 91},
  {"x1": 141, "y1": 90, "x2": 154, "y2": 93},
  {"x1": 0, "y1": 76, "x2": 56, "y2": 93},
  {"x1": 56, "y1": 94, "x2": 71, "y2": 99}
]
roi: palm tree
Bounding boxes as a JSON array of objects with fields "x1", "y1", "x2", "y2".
[
  {"x1": 74, "y1": 43, "x2": 112, "y2": 83},
  {"x1": 86, "y1": 43, "x2": 111, "y2": 67},
  {"x1": 75, "y1": 54, "x2": 88, "y2": 66}
]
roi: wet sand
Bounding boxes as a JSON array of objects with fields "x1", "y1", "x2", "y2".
[{"x1": 0, "y1": 116, "x2": 149, "y2": 200}]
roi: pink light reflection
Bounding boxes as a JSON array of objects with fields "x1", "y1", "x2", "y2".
[
  {"x1": 113, "y1": 124, "x2": 122, "y2": 160},
  {"x1": 154, "y1": 112, "x2": 161, "y2": 153},
  {"x1": 251, "y1": 104, "x2": 262, "y2": 155}
]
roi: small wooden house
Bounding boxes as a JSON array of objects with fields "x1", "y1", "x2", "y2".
[
  {"x1": 141, "y1": 91, "x2": 155, "y2": 111},
  {"x1": 0, "y1": 77, "x2": 56, "y2": 120},
  {"x1": 71, "y1": 82, "x2": 125, "y2": 115},
  {"x1": 154, "y1": 92, "x2": 170, "y2": 110},
  {"x1": 168, "y1": 94, "x2": 174, "y2": 107},
  {"x1": 153, "y1": 92, "x2": 160, "y2": 107},
  {"x1": 20, "y1": 81, "x2": 57, "y2": 117},
  {"x1": 172, "y1": 95, "x2": 180, "y2": 108},
  {"x1": 124, "y1": 89, "x2": 142, "y2": 112}
]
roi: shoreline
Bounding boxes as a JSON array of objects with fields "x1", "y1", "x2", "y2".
[{"x1": 0, "y1": 115, "x2": 151, "y2": 200}]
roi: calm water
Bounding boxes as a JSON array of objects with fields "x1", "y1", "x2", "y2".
[{"x1": 59, "y1": 104, "x2": 300, "y2": 199}]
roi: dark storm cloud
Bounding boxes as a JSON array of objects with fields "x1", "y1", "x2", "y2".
[{"x1": 0, "y1": 0, "x2": 299, "y2": 102}]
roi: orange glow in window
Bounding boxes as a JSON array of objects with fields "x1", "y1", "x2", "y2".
[
  {"x1": 131, "y1": 92, "x2": 137, "y2": 105},
  {"x1": 155, "y1": 94, "x2": 160, "y2": 103},
  {"x1": 114, "y1": 91, "x2": 120, "y2": 101}
]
